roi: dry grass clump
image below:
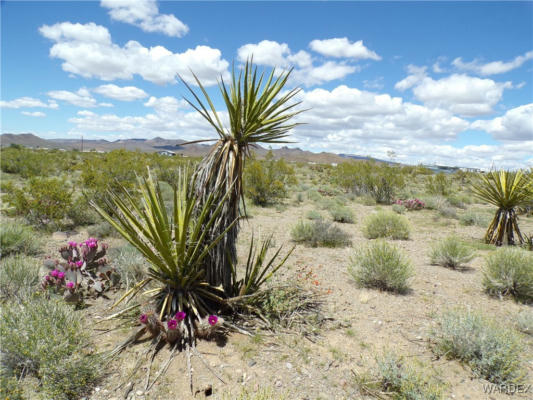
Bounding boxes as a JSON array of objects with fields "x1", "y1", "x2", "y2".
[
  {"x1": 429, "y1": 236, "x2": 475, "y2": 270},
  {"x1": 349, "y1": 240, "x2": 413, "y2": 294},
  {"x1": 329, "y1": 206, "x2": 355, "y2": 223},
  {"x1": 291, "y1": 219, "x2": 351, "y2": 247},
  {"x1": 459, "y1": 211, "x2": 490, "y2": 227},
  {"x1": 431, "y1": 309, "x2": 525, "y2": 386},
  {"x1": 516, "y1": 310, "x2": 533, "y2": 335},
  {"x1": 355, "y1": 352, "x2": 444, "y2": 400},
  {"x1": 0, "y1": 255, "x2": 40, "y2": 302},
  {"x1": 362, "y1": 211, "x2": 410, "y2": 240},
  {"x1": 482, "y1": 247, "x2": 533, "y2": 303}
]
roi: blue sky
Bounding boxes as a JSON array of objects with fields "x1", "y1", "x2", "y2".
[{"x1": 1, "y1": 1, "x2": 532, "y2": 168}]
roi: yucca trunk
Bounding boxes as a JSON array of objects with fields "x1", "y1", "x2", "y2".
[
  {"x1": 192, "y1": 138, "x2": 246, "y2": 293},
  {"x1": 486, "y1": 207, "x2": 524, "y2": 246}
]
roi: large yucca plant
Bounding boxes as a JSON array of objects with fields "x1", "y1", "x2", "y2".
[
  {"x1": 181, "y1": 60, "x2": 303, "y2": 294},
  {"x1": 91, "y1": 168, "x2": 236, "y2": 326},
  {"x1": 471, "y1": 170, "x2": 533, "y2": 245}
]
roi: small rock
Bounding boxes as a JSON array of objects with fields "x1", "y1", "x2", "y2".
[
  {"x1": 94, "y1": 387, "x2": 101, "y2": 392},
  {"x1": 52, "y1": 231, "x2": 68, "y2": 240},
  {"x1": 286, "y1": 362, "x2": 292, "y2": 369},
  {"x1": 135, "y1": 390, "x2": 144, "y2": 396},
  {"x1": 275, "y1": 380, "x2": 282, "y2": 388},
  {"x1": 248, "y1": 360, "x2": 257, "y2": 367}
]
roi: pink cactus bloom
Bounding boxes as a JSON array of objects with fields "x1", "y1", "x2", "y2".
[
  {"x1": 75, "y1": 260, "x2": 83, "y2": 268},
  {"x1": 139, "y1": 314, "x2": 148, "y2": 324},
  {"x1": 68, "y1": 241, "x2": 77, "y2": 247},
  {"x1": 176, "y1": 311, "x2": 186, "y2": 321},
  {"x1": 66, "y1": 281, "x2": 74, "y2": 289},
  {"x1": 208, "y1": 315, "x2": 218, "y2": 326},
  {"x1": 50, "y1": 270, "x2": 59, "y2": 278},
  {"x1": 57, "y1": 271, "x2": 65, "y2": 280},
  {"x1": 45, "y1": 275, "x2": 51, "y2": 281},
  {"x1": 167, "y1": 319, "x2": 178, "y2": 330}
]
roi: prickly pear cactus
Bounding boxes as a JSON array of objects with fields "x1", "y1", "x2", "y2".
[{"x1": 41, "y1": 238, "x2": 120, "y2": 303}]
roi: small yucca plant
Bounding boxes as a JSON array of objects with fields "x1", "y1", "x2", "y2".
[
  {"x1": 92, "y1": 168, "x2": 235, "y2": 333},
  {"x1": 471, "y1": 170, "x2": 532, "y2": 245}
]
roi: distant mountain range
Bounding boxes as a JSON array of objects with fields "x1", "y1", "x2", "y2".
[{"x1": 0, "y1": 133, "x2": 365, "y2": 164}]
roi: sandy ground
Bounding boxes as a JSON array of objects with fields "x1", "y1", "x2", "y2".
[{"x1": 39, "y1": 200, "x2": 533, "y2": 400}]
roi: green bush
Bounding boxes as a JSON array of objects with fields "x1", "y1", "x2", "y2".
[
  {"x1": 426, "y1": 173, "x2": 452, "y2": 196},
  {"x1": 438, "y1": 206, "x2": 457, "y2": 219},
  {"x1": 431, "y1": 309, "x2": 525, "y2": 385},
  {"x1": 516, "y1": 310, "x2": 533, "y2": 335},
  {"x1": 358, "y1": 195, "x2": 377, "y2": 206},
  {"x1": 0, "y1": 298, "x2": 102, "y2": 399},
  {"x1": 420, "y1": 196, "x2": 449, "y2": 211},
  {"x1": 430, "y1": 236, "x2": 475, "y2": 270},
  {"x1": 0, "y1": 255, "x2": 40, "y2": 301},
  {"x1": 3, "y1": 178, "x2": 73, "y2": 229},
  {"x1": 447, "y1": 194, "x2": 472, "y2": 209},
  {"x1": 291, "y1": 219, "x2": 350, "y2": 248},
  {"x1": 67, "y1": 195, "x2": 101, "y2": 227},
  {"x1": 305, "y1": 210, "x2": 322, "y2": 220},
  {"x1": 329, "y1": 206, "x2": 355, "y2": 223},
  {"x1": 244, "y1": 152, "x2": 297, "y2": 206},
  {"x1": 392, "y1": 203, "x2": 407, "y2": 214},
  {"x1": 483, "y1": 248, "x2": 533, "y2": 302},
  {"x1": 373, "y1": 352, "x2": 444, "y2": 400},
  {"x1": 0, "y1": 222, "x2": 42, "y2": 257},
  {"x1": 459, "y1": 211, "x2": 490, "y2": 227},
  {"x1": 348, "y1": 240, "x2": 413, "y2": 293},
  {"x1": 86, "y1": 220, "x2": 117, "y2": 238},
  {"x1": 363, "y1": 211, "x2": 410, "y2": 240}
]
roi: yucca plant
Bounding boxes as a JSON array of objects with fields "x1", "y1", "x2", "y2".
[
  {"x1": 181, "y1": 60, "x2": 303, "y2": 294},
  {"x1": 471, "y1": 170, "x2": 533, "y2": 245},
  {"x1": 91, "y1": 168, "x2": 236, "y2": 332}
]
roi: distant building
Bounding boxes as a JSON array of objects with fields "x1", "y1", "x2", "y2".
[{"x1": 157, "y1": 150, "x2": 176, "y2": 156}]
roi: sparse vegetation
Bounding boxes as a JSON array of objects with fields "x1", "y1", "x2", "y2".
[
  {"x1": 0, "y1": 255, "x2": 40, "y2": 302},
  {"x1": 459, "y1": 210, "x2": 490, "y2": 227},
  {"x1": 431, "y1": 309, "x2": 525, "y2": 385},
  {"x1": 305, "y1": 210, "x2": 322, "y2": 220},
  {"x1": 482, "y1": 247, "x2": 533, "y2": 302},
  {"x1": 329, "y1": 206, "x2": 355, "y2": 223},
  {"x1": 362, "y1": 211, "x2": 410, "y2": 240},
  {"x1": 430, "y1": 236, "x2": 475, "y2": 270},
  {"x1": 0, "y1": 222, "x2": 42, "y2": 257},
  {"x1": 349, "y1": 240, "x2": 413, "y2": 293},
  {"x1": 516, "y1": 310, "x2": 533, "y2": 335}
]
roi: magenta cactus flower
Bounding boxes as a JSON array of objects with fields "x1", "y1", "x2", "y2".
[
  {"x1": 167, "y1": 319, "x2": 178, "y2": 330},
  {"x1": 45, "y1": 275, "x2": 51, "y2": 281},
  {"x1": 176, "y1": 311, "x2": 186, "y2": 321},
  {"x1": 66, "y1": 281, "x2": 74, "y2": 289},
  {"x1": 208, "y1": 315, "x2": 218, "y2": 326},
  {"x1": 50, "y1": 269, "x2": 59, "y2": 278},
  {"x1": 75, "y1": 260, "x2": 83, "y2": 268},
  {"x1": 139, "y1": 314, "x2": 148, "y2": 324},
  {"x1": 68, "y1": 241, "x2": 77, "y2": 248},
  {"x1": 57, "y1": 271, "x2": 65, "y2": 280}
]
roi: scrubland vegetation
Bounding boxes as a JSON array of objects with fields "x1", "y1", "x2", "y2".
[{"x1": 1, "y1": 64, "x2": 532, "y2": 399}]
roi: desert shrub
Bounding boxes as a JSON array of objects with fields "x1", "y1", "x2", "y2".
[
  {"x1": 439, "y1": 206, "x2": 457, "y2": 219},
  {"x1": 329, "y1": 206, "x2": 355, "y2": 223},
  {"x1": 349, "y1": 240, "x2": 413, "y2": 293},
  {"x1": 0, "y1": 255, "x2": 40, "y2": 301},
  {"x1": 86, "y1": 220, "x2": 117, "y2": 238},
  {"x1": 2, "y1": 178, "x2": 73, "y2": 229},
  {"x1": 67, "y1": 195, "x2": 101, "y2": 227},
  {"x1": 359, "y1": 195, "x2": 377, "y2": 206},
  {"x1": 447, "y1": 194, "x2": 472, "y2": 209},
  {"x1": 110, "y1": 244, "x2": 148, "y2": 289},
  {"x1": 370, "y1": 352, "x2": 444, "y2": 400},
  {"x1": 244, "y1": 152, "x2": 297, "y2": 206},
  {"x1": 483, "y1": 248, "x2": 533, "y2": 302},
  {"x1": 431, "y1": 309, "x2": 525, "y2": 385},
  {"x1": 516, "y1": 310, "x2": 533, "y2": 335},
  {"x1": 420, "y1": 196, "x2": 449, "y2": 211},
  {"x1": 363, "y1": 211, "x2": 410, "y2": 240},
  {"x1": 459, "y1": 211, "x2": 491, "y2": 227},
  {"x1": 0, "y1": 222, "x2": 42, "y2": 257},
  {"x1": 0, "y1": 147, "x2": 56, "y2": 178},
  {"x1": 307, "y1": 189, "x2": 322, "y2": 202},
  {"x1": 392, "y1": 203, "x2": 407, "y2": 214},
  {"x1": 291, "y1": 219, "x2": 350, "y2": 247},
  {"x1": 295, "y1": 192, "x2": 304, "y2": 203},
  {"x1": 430, "y1": 236, "x2": 475, "y2": 270},
  {"x1": 306, "y1": 210, "x2": 322, "y2": 220},
  {"x1": 426, "y1": 173, "x2": 452, "y2": 196},
  {"x1": 0, "y1": 298, "x2": 102, "y2": 399}
]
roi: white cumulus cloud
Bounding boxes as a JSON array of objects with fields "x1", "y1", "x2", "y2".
[
  {"x1": 309, "y1": 37, "x2": 381, "y2": 60},
  {"x1": 47, "y1": 88, "x2": 105, "y2": 108},
  {"x1": 101, "y1": 0, "x2": 189, "y2": 37},
  {"x1": 471, "y1": 103, "x2": 533, "y2": 141},
  {"x1": 93, "y1": 84, "x2": 148, "y2": 101},
  {"x1": 39, "y1": 22, "x2": 229, "y2": 85},
  {"x1": 0, "y1": 97, "x2": 58, "y2": 109},
  {"x1": 21, "y1": 111, "x2": 46, "y2": 117},
  {"x1": 452, "y1": 50, "x2": 533, "y2": 75}
]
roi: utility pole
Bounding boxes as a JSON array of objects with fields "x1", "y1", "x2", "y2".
[{"x1": 81, "y1": 135, "x2": 84, "y2": 152}]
